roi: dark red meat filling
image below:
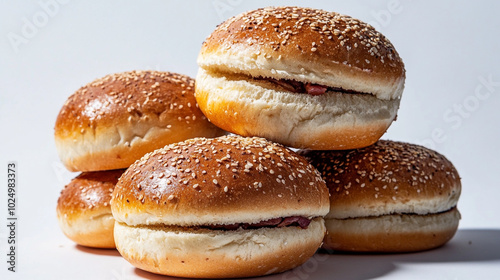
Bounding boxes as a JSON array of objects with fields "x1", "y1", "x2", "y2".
[
  {"x1": 206, "y1": 216, "x2": 312, "y2": 230},
  {"x1": 255, "y1": 77, "x2": 364, "y2": 96}
]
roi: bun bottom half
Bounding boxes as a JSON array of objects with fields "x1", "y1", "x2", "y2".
[
  {"x1": 195, "y1": 69, "x2": 400, "y2": 150},
  {"x1": 114, "y1": 218, "x2": 325, "y2": 278},
  {"x1": 57, "y1": 211, "x2": 115, "y2": 248},
  {"x1": 322, "y1": 208, "x2": 460, "y2": 253}
]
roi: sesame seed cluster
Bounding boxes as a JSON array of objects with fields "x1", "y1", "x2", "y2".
[
  {"x1": 305, "y1": 138, "x2": 462, "y2": 253},
  {"x1": 196, "y1": 6, "x2": 406, "y2": 153},
  {"x1": 300, "y1": 140, "x2": 460, "y2": 206},
  {"x1": 55, "y1": 169, "x2": 125, "y2": 248},
  {"x1": 203, "y1": 6, "x2": 404, "y2": 73},
  {"x1": 112, "y1": 135, "x2": 327, "y2": 217},
  {"x1": 54, "y1": 69, "x2": 226, "y2": 172},
  {"x1": 57, "y1": 170, "x2": 124, "y2": 214},
  {"x1": 55, "y1": 70, "x2": 203, "y2": 136}
]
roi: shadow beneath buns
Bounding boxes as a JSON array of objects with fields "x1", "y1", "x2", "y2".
[
  {"x1": 274, "y1": 229, "x2": 500, "y2": 280},
  {"x1": 75, "y1": 245, "x2": 121, "y2": 257},
  {"x1": 134, "y1": 268, "x2": 188, "y2": 280},
  {"x1": 126, "y1": 229, "x2": 500, "y2": 280}
]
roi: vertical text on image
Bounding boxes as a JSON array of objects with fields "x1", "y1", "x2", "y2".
[{"x1": 6, "y1": 162, "x2": 17, "y2": 272}]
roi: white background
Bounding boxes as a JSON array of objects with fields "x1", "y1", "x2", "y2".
[{"x1": 1, "y1": 0, "x2": 499, "y2": 279}]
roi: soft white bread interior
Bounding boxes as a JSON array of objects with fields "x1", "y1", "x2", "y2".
[{"x1": 196, "y1": 69, "x2": 400, "y2": 150}]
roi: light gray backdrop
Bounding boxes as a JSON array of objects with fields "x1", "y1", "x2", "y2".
[{"x1": 1, "y1": 1, "x2": 499, "y2": 279}]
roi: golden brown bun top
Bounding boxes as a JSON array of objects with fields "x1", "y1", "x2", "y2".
[
  {"x1": 55, "y1": 70, "x2": 209, "y2": 139},
  {"x1": 199, "y1": 6, "x2": 405, "y2": 100},
  {"x1": 111, "y1": 135, "x2": 330, "y2": 226},
  {"x1": 57, "y1": 169, "x2": 125, "y2": 214},
  {"x1": 300, "y1": 140, "x2": 461, "y2": 219}
]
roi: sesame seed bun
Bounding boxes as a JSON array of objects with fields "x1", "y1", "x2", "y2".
[
  {"x1": 111, "y1": 135, "x2": 330, "y2": 277},
  {"x1": 196, "y1": 69, "x2": 400, "y2": 150},
  {"x1": 300, "y1": 140, "x2": 461, "y2": 252},
  {"x1": 56, "y1": 169, "x2": 125, "y2": 248},
  {"x1": 54, "y1": 70, "x2": 226, "y2": 172},
  {"x1": 196, "y1": 6, "x2": 405, "y2": 150}
]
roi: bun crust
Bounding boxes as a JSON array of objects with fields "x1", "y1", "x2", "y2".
[
  {"x1": 111, "y1": 135, "x2": 330, "y2": 226},
  {"x1": 300, "y1": 140, "x2": 461, "y2": 219},
  {"x1": 111, "y1": 135, "x2": 329, "y2": 277},
  {"x1": 323, "y1": 208, "x2": 461, "y2": 252},
  {"x1": 114, "y1": 218, "x2": 325, "y2": 278},
  {"x1": 196, "y1": 7, "x2": 405, "y2": 150},
  {"x1": 196, "y1": 68, "x2": 400, "y2": 150},
  {"x1": 301, "y1": 140, "x2": 461, "y2": 252},
  {"x1": 55, "y1": 70, "x2": 225, "y2": 172},
  {"x1": 56, "y1": 170, "x2": 125, "y2": 248},
  {"x1": 198, "y1": 6, "x2": 405, "y2": 100}
]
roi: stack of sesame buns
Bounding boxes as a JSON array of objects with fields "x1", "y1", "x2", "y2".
[
  {"x1": 55, "y1": 70, "x2": 225, "y2": 172},
  {"x1": 55, "y1": 70, "x2": 225, "y2": 248},
  {"x1": 194, "y1": 5, "x2": 461, "y2": 255},
  {"x1": 195, "y1": 6, "x2": 405, "y2": 150},
  {"x1": 53, "y1": 5, "x2": 462, "y2": 278}
]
